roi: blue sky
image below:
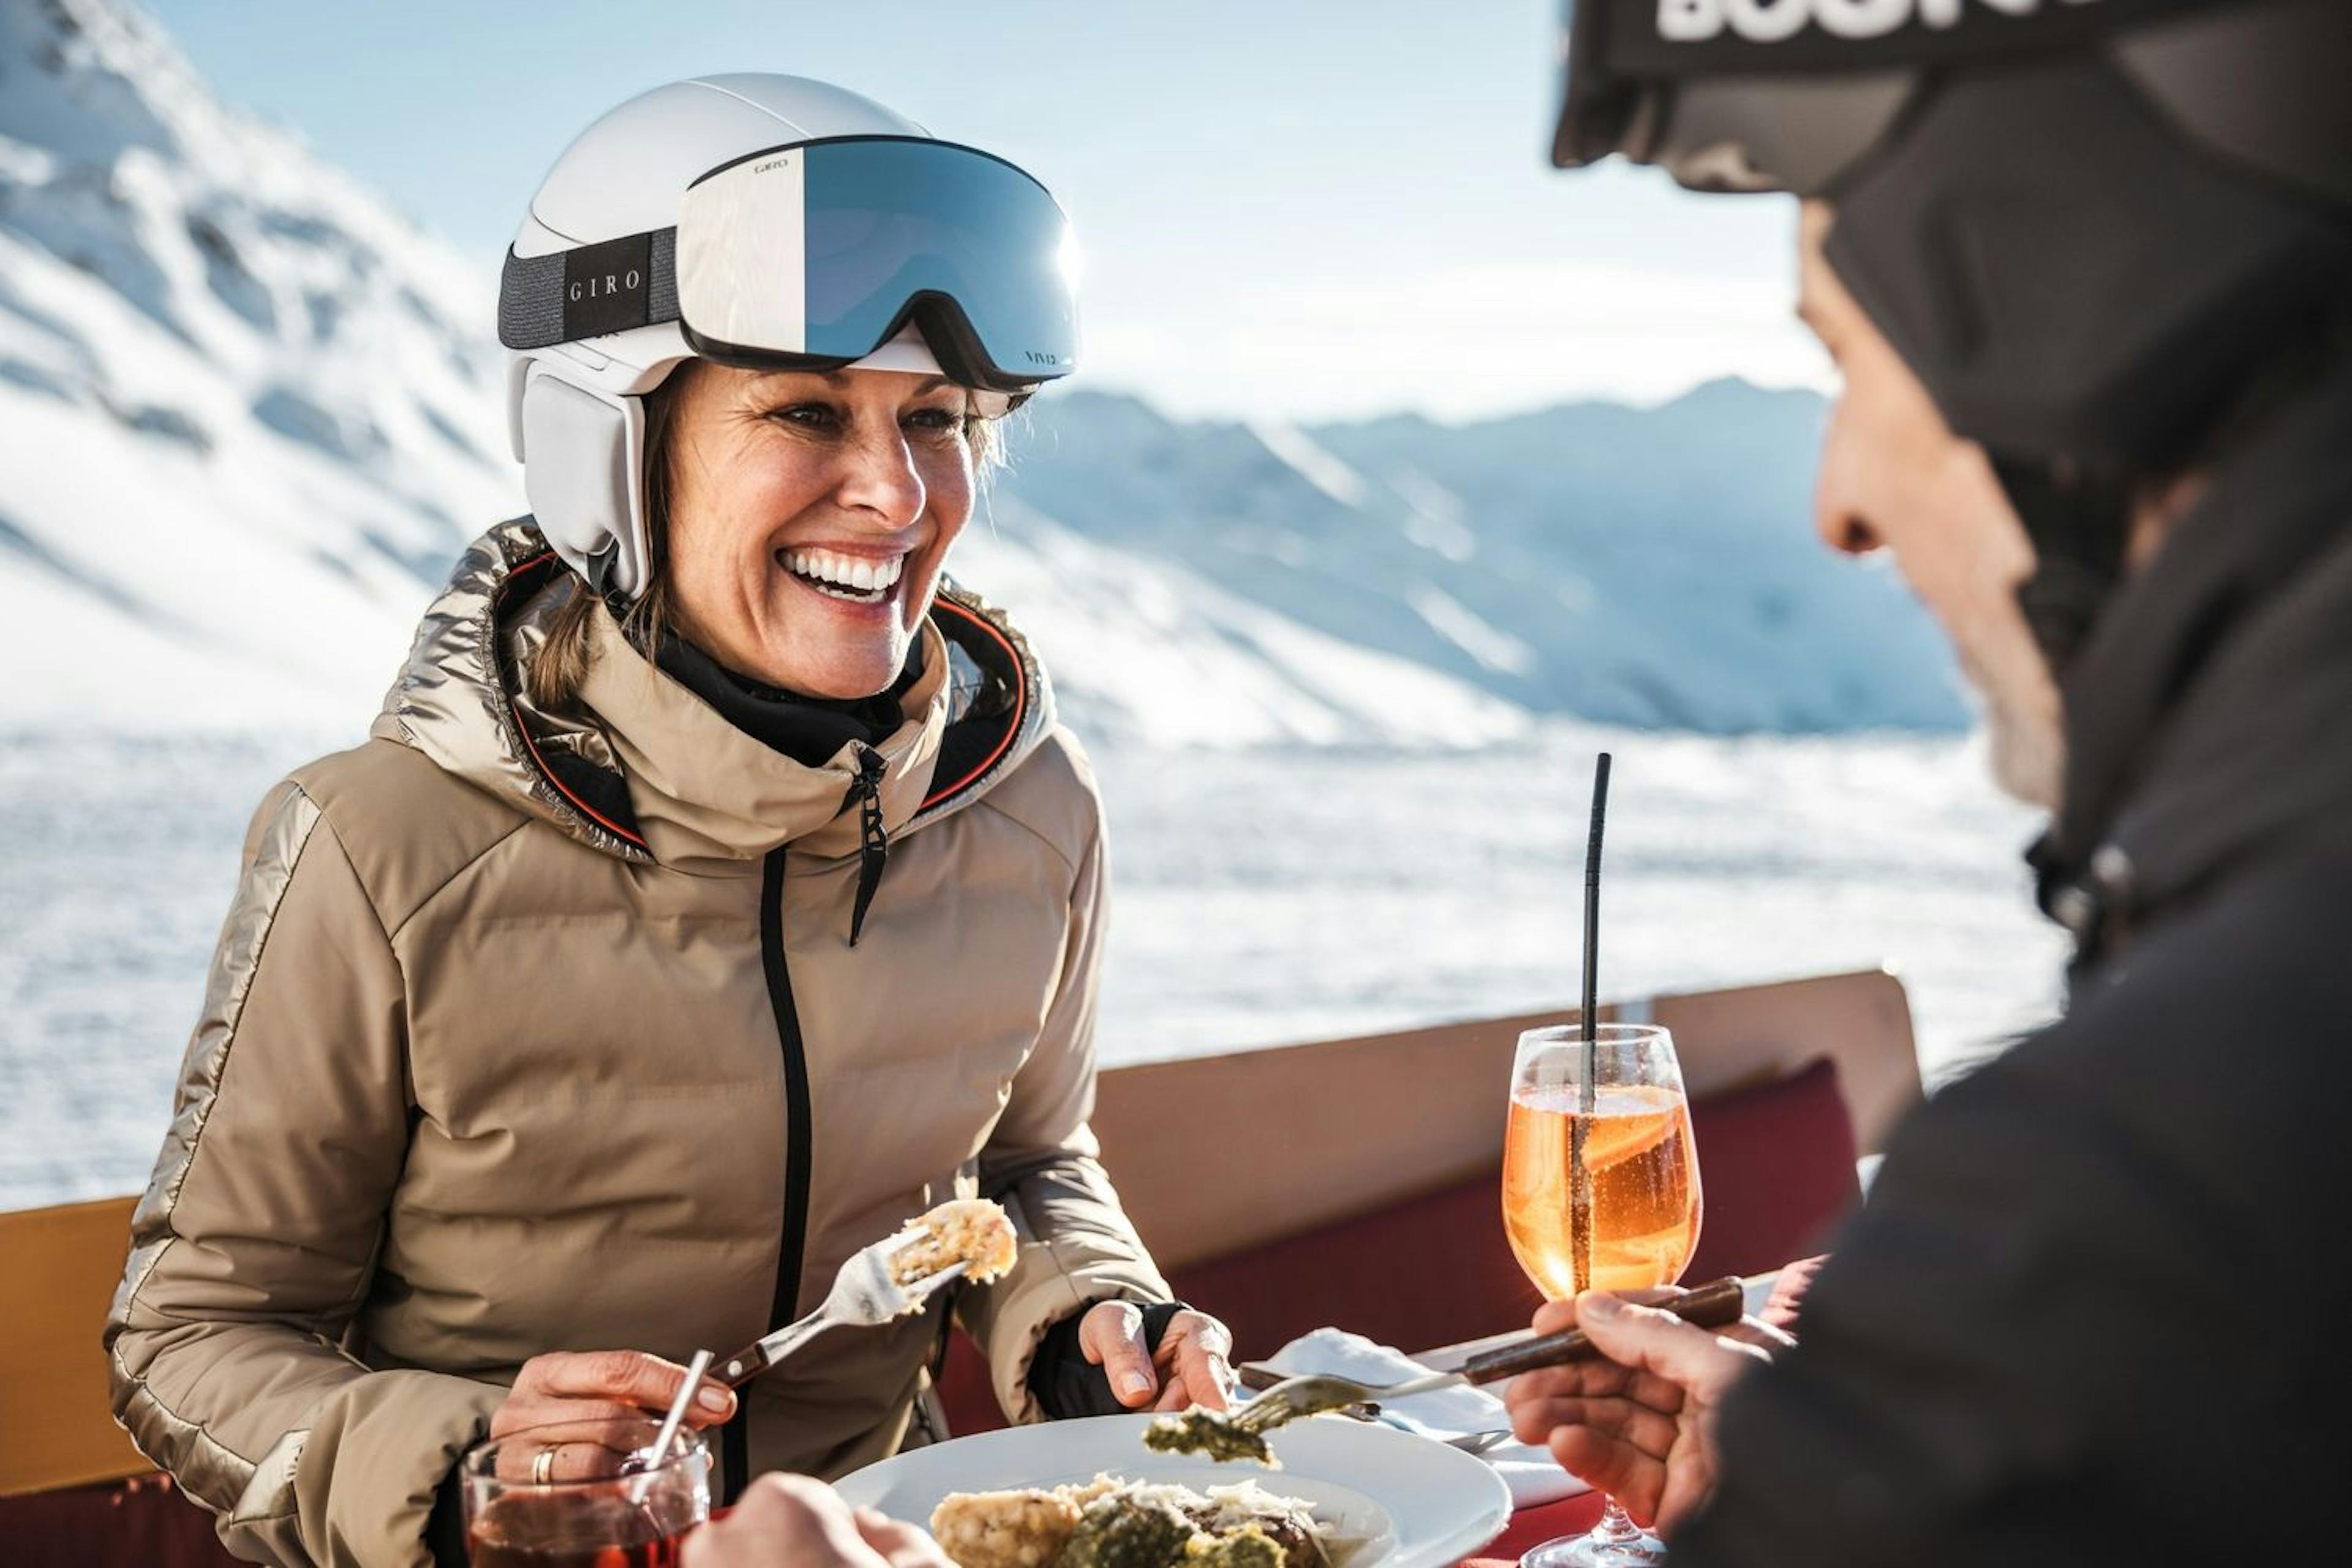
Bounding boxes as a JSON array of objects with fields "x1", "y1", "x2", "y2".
[{"x1": 148, "y1": 0, "x2": 1827, "y2": 423}]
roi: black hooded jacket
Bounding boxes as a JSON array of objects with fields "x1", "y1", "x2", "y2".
[{"x1": 1673, "y1": 367, "x2": 2352, "y2": 1565}]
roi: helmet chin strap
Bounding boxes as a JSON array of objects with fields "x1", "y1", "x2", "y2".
[
  {"x1": 584, "y1": 541, "x2": 621, "y2": 600},
  {"x1": 1992, "y1": 454, "x2": 2134, "y2": 685}
]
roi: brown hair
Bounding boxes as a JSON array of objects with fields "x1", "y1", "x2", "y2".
[{"x1": 522, "y1": 367, "x2": 1005, "y2": 713}]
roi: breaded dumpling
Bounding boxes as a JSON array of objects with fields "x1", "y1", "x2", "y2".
[
  {"x1": 930, "y1": 1488, "x2": 1083, "y2": 1568},
  {"x1": 894, "y1": 1197, "x2": 1019, "y2": 1285}
]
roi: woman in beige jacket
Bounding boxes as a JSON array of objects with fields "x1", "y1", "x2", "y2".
[{"x1": 106, "y1": 76, "x2": 1231, "y2": 1567}]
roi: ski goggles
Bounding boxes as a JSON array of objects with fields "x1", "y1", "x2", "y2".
[
  {"x1": 499, "y1": 135, "x2": 1078, "y2": 393},
  {"x1": 1551, "y1": 0, "x2": 2267, "y2": 198}
]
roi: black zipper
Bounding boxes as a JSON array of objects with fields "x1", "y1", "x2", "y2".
[
  {"x1": 725, "y1": 844, "x2": 815, "y2": 1501},
  {"x1": 845, "y1": 745, "x2": 890, "y2": 947}
]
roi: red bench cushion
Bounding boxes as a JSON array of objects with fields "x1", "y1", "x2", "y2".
[
  {"x1": 0, "y1": 1475, "x2": 240, "y2": 1568},
  {"x1": 1683, "y1": 1055, "x2": 1858, "y2": 1286}
]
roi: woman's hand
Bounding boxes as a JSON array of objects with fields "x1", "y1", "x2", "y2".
[
  {"x1": 1079, "y1": 1302, "x2": 1236, "y2": 1412},
  {"x1": 488, "y1": 1349, "x2": 737, "y2": 1479},
  {"x1": 684, "y1": 1474, "x2": 951, "y2": 1568},
  {"x1": 1502, "y1": 1293, "x2": 1787, "y2": 1537}
]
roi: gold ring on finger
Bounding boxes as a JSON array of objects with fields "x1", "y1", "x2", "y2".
[{"x1": 532, "y1": 1444, "x2": 557, "y2": 1486}]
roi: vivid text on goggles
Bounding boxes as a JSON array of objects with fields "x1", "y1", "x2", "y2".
[{"x1": 498, "y1": 135, "x2": 1077, "y2": 393}]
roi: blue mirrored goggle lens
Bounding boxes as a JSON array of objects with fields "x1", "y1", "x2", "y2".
[{"x1": 798, "y1": 140, "x2": 1077, "y2": 380}]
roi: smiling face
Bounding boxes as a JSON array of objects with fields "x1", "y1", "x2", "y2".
[
  {"x1": 657, "y1": 362, "x2": 981, "y2": 700},
  {"x1": 1796, "y1": 203, "x2": 2067, "y2": 809}
]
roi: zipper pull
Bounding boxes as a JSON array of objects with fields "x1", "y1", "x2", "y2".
[{"x1": 845, "y1": 745, "x2": 889, "y2": 947}]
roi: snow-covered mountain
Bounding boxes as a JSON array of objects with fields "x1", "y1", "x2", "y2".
[
  {"x1": 1007, "y1": 383, "x2": 1967, "y2": 733},
  {"x1": 1, "y1": 0, "x2": 1965, "y2": 746},
  {"x1": 0, "y1": 0, "x2": 519, "y2": 727}
]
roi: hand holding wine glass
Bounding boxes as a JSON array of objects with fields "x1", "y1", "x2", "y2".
[{"x1": 1504, "y1": 1292, "x2": 1789, "y2": 1537}]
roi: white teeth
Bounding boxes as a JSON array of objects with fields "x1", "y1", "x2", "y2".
[
  {"x1": 779, "y1": 547, "x2": 905, "y2": 600},
  {"x1": 807, "y1": 579, "x2": 878, "y2": 603}
]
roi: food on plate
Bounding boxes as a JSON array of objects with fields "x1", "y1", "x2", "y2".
[
  {"x1": 1058, "y1": 1493, "x2": 1194, "y2": 1568},
  {"x1": 1182, "y1": 1525, "x2": 1285, "y2": 1568},
  {"x1": 930, "y1": 1486, "x2": 1085, "y2": 1568},
  {"x1": 929, "y1": 1476, "x2": 1329, "y2": 1568},
  {"x1": 1160, "y1": 1482, "x2": 1327, "y2": 1568},
  {"x1": 891, "y1": 1198, "x2": 1018, "y2": 1286},
  {"x1": 1144, "y1": 1410, "x2": 1276, "y2": 1468}
]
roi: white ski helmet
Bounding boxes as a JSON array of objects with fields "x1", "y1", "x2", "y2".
[{"x1": 500, "y1": 74, "x2": 1080, "y2": 598}]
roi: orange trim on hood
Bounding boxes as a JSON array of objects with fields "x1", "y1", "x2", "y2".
[
  {"x1": 922, "y1": 597, "x2": 1029, "y2": 812},
  {"x1": 497, "y1": 551, "x2": 651, "y2": 852}
]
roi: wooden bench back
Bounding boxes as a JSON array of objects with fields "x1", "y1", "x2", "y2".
[{"x1": 0, "y1": 1196, "x2": 147, "y2": 1495}]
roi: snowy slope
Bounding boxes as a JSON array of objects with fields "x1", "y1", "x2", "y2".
[
  {"x1": 0, "y1": 0, "x2": 515, "y2": 725},
  {"x1": 1, "y1": 0, "x2": 1964, "y2": 745}
]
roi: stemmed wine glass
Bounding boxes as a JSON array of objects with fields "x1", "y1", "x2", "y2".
[{"x1": 1502, "y1": 1023, "x2": 1704, "y2": 1568}]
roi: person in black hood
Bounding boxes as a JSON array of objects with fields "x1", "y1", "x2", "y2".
[{"x1": 1502, "y1": 1, "x2": 2352, "y2": 1562}]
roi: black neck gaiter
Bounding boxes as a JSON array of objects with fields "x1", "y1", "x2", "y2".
[{"x1": 654, "y1": 633, "x2": 926, "y2": 769}]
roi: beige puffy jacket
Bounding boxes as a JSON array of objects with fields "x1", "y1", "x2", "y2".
[{"x1": 105, "y1": 521, "x2": 1169, "y2": 1566}]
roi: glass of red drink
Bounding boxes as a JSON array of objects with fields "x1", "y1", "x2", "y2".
[{"x1": 461, "y1": 1417, "x2": 710, "y2": 1567}]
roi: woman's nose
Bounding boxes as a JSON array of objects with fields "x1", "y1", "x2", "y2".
[{"x1": 832, "y1": 426, "x2": 927, "y2": 528}]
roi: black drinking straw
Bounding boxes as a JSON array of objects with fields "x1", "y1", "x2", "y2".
[{"x1": 1570, "y1": 752, "x2": 1611, "y2": 1296}]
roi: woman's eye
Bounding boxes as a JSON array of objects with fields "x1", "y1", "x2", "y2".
[
  {"x1": 764, "y1": 403, "x2": 837, "y2": 429},
  {"x1": 903, "y1": 406, "x2": 962, "y2": 433}
]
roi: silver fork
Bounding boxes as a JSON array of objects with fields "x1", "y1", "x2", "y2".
[
  {"x1": 712, "y1": 1232, "x2": 965, "y2": 1389},
  {"x1": 1322, "y1": 1402, "x2": 1516, "y2": 1457},
  {"x1": 1229, "y1": 1370, "x2": 1466, "y2": 1434},
  {"x1": 1232, "y1": 1274, "x2": 1750, "y2": 1436}
]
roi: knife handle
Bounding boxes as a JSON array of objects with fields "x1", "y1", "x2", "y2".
[
  {"x1": 712, "y1": 1341, "x2": 773, "y2": 1391},
  {"x1": 1458, "y1": 1275, "x2": 1746, "y2": 1384},
  {"x1": 712, "y1": 1308, "x2": 842, "y2": 1392}
]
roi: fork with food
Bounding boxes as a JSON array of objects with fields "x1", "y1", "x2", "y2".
[
  {"x1": 1145, "y1": 1276, "x2": 1752, "y2": 1466},
  {"x1": 714, "y1": 1199, "x2": 1020, "y2": 1390}
]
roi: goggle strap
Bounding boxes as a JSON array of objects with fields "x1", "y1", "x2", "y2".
[{"x1": 498, "y1": 228, "x2": 680, "y2": 352}]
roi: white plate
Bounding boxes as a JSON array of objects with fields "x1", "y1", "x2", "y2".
[{"x1": 836, "y1": 1413, "x2": 1515, "y2": 1568}]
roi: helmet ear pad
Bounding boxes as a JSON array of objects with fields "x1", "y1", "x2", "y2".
[{"x1": 516, "y1": 364, "x2": 652, "y2": 599}]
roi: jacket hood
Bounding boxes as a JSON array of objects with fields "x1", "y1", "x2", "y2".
[
  {"x1": 372, "y1": 519, "x2": 1057, "y2": 870},
  {"x1": 2032, "y1": 361, "x2": 2352, "y2": 967}
]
